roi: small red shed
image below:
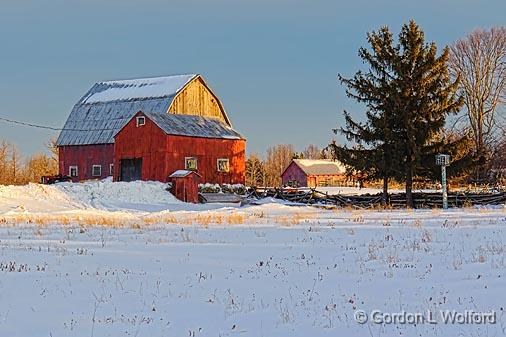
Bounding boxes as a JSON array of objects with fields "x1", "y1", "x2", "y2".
[{"x1": 169, "y1": 170, "x2": 201, "y2": 203}]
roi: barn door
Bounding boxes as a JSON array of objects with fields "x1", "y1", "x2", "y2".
[{"x1": 120, "y1": 158, "x2": 142, "y2": 182}]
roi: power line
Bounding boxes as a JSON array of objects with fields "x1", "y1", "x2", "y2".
[{"x1": 0, "y1": 116, "x2": 117, "y2": 132}]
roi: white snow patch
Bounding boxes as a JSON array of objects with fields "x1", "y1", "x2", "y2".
[
  {"x1": 0, "y1": 179, "x2": 182, "y2": 213},
  {"x1": 0, "y1": 207, "x2": 505, "y2": 336}
]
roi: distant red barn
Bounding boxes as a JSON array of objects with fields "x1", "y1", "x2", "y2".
[
  {"x1": 56, "y1": 74, "x2": 245, "y2": 184},
  {"x1": 281, "y1": 159, "x2": 348, "y2": 187}
]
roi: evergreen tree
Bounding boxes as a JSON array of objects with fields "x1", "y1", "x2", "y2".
[
  {"x1": 330, "y1": 20, "x2": 465, "y2": 207},
  {"x1": 328, "y1": 26, "x2": 403, "y2": 204}
]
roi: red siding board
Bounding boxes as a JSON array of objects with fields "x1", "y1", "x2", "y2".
[{"x1": 58, "y1": 144, "x2": 114, "y2": 182}]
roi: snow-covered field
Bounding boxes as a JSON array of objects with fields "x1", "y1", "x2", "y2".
[{"x1": 1, "y1": 180, "x2": 505, "y2": 336}]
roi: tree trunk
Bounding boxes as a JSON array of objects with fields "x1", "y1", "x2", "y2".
[
  {"x1": 406, "y1": 163, "x2": 414, "y2": 208},
  {"x1": 382, "y1": 175, "x2": 388, "y2": 205}
]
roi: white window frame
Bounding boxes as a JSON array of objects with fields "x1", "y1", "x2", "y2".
[
  {"x1": 136, "y1": 116, "x2": 146, "y2": 127},
  {"x1": 185, "y1": 157, "x2": 198, "y2": 171},
  {"x1": 109, "y1": 164, "x2": 114, "y2": 176},
  {"x1": 69, "y1": 166, "x2": 78, "y2": 177},
  {"x1": 92, "y1": 165, "x2": 102, "y2": 177},
  {"x1": 217, "y1": 158, "x2": 230, "y2": 173}
]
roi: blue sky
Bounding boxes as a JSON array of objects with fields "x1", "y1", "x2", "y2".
[{"x1": 0, "y1": 0, "x2": 504, "y2": 157}]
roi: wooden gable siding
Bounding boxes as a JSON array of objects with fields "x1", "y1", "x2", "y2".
[
  {"x1": 281, "y1": 161, "x2": 308, "y2": 187},
  {"x1": 113, "y1": 113, "x2": 168, "y2": 182},
  {"x1": 168, "y1": 76, "x2": 229, "y2": 125}
]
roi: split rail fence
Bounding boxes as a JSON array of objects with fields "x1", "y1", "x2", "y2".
[{"x1": 246, "y1": 187, "x2": 506, "y2": 209}]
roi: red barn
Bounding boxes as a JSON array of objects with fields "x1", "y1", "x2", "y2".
[
  {"x1": 113, "y1": 111, "x2": 245, "y2": 183},
  {"x1": 56, "y1": 74, "x2": 245, "y2": 184},
  {"x1": 281, "y1": 159, "x2": 347, "y2": 187}
]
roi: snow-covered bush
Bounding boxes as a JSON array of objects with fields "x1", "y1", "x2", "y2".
[
  {"x1": 199, "y1": 183, "x2": 221, "y2": 193},
  {"x1": 198, "y1": 183, "x2": 246, "y2": 195}
]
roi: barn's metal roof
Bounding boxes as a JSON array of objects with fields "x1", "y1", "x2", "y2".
[
  {"x1": 290, "y1": 159, "x2": 346, "y2": 176},
  {"x1": 79, "y1": 74, "x2": 196, "y2": 104},
  {"x1": 56, "y1": 74, "x2": 197, "y2": 146},
  {"x1": 139, "y1": 111, "x2": 244, "y2": 140}
]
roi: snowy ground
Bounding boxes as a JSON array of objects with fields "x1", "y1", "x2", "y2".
[{"x1": 1, "y1": 180, "x2": 505, "y2": 336}]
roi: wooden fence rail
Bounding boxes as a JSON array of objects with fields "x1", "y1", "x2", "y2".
[{"x1": 246, "y1": 187, "x2": 506, "y2": 209}]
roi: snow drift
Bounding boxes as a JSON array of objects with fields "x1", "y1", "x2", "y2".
[{"x1": 0, "y1": 179, "x2": 181, "y2": 214}]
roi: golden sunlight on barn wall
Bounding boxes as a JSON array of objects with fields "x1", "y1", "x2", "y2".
[{"x1": 168, "y1": 76, "x2": 229, "y2": 125}]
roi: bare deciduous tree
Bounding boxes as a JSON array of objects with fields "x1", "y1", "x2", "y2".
[
  {"x1": 24, "y1": 154, "x2": 58, "y2": 183},
  {"x1": 264, "y1": 144, "x2": 295, "y2": 186},
  {"x1": 10, "y1": 144, "x2": 21, "y2": 184},
  {"x1": 449, "y1": 27, "x2": 506, "y2": 163},
  {"x1": 46, "y1": 138, "x2": 59, "y2": 164},
  {"x1": 245, "y1": 153, "x2": 266, "y2": 187},
  {"x1": 302, "y1": 144, "x2": 324, "y2": 159},
  {"x1": 0, "y1": 139, "x2": 58, "y2": 185},
  {"x1": 0, "y1": 141, "x2": 9, "y2": 185}
]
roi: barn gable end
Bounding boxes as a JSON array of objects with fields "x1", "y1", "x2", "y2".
[{"x1": 168, "y1": 76, "x2": 231, "y2": 126}]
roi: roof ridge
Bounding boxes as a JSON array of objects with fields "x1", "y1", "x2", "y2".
[
  {"x1": 78, "y1": 74, "x2": 197, "y2": 105},
  {"x1": 96, "y1": 73, "x2": 198, "y2": 84}
]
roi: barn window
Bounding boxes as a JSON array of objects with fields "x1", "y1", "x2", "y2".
[
  {"x1": 92, "y1": 165, "x2": 102, "y2": 177},
  {"x1": 109, "y1": 164, "x2": 114, "y2": 176},
  {"x1": 136, "y1": 116, "x2": 145, "y2": 127},
  {"x1": 217, "y1": 158, "x2": 230, "y2": 173},
  {"x1": 69, "y1": 166, "x2": 78, "y2": 177},
  {"x1": 185, "y1": 157, "x2": 197, "y2": 171}
]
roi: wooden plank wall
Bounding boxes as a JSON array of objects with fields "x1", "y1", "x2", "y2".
[
  {"x1": 114, "y1": 112, "x2": 246, "y2": 184},
  {"x1": 168, "y1": 77, "x2": 228, "y2": 124},
  {"x1": 166, "y1": 135, "x2": 246, "y2": 185},
  {"x1": 281, "y1": 162, "x2": 308, "y2": 187},
  {"x1": 113, "y1": 112, "x2": 168, "y2": 182},
  {"x1": 58, "y1": 144, "x2": 114, "y2": 182}
]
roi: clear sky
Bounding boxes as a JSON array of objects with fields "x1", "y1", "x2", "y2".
[{"x1": 0, "y1": 0, "x2": 504, "y2": 157}]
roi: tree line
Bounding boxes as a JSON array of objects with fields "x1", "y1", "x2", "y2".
[
  {"x1": 0, "y1": 139, "x2": 58, "y2": 185},
  {"x1": 329, "y1": 21, "x2": 505, "y2": 207}
]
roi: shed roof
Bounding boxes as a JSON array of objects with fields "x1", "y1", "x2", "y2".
[
  {"x1": 121, "y1": 111, "x2": 243, "y2": 140},
  {"x1": 56, "y1": 74, "x2": 198, "y2": 146},
  {"x1": 169, "y1": 170, "x2": 201, "y2": 178},
  {"x1": 288, "y1": 159, "x2": 346, "y2": 176}
]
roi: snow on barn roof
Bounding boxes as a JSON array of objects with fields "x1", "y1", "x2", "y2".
[
  {"x1": 291, "y1": 159, "x2": 346, "y2": 176},
  {"x1": 128, "y1": 111, "x2": 244, "y2": 140},
  {"x1": 79, "y1": 74, "x2": 196, "y2": 104},
  {"x1": 56, "y1": 74, "x2": 198, "y2": 146}
]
